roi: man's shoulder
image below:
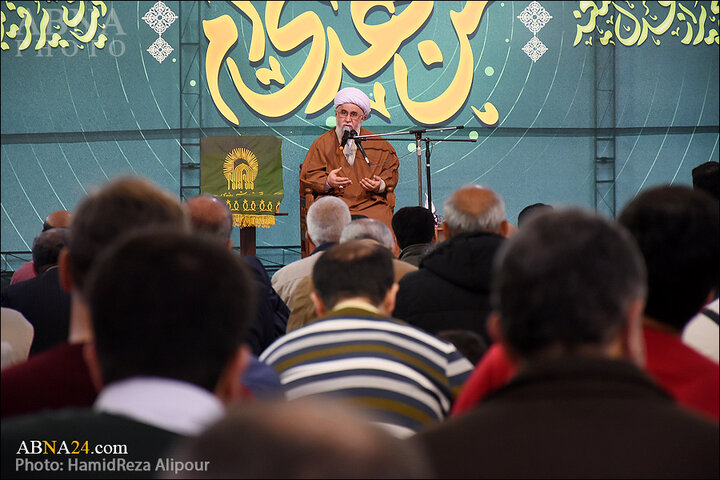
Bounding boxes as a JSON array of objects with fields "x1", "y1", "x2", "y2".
[
  {"x1": 273, "y1": 256, "x2": 316, "y2": 284},
  {"x1": 3, "y1": 408, "x2": 178, "y2": 439},
  {"x1": 3, "y1": 342, "x2": 83, "y2": 378}
]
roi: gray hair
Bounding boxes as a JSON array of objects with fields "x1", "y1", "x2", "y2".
[
  {"x1": 340, "y1": 218, "x2": 395, "y2": 250},
  {"x1": 307, "y1": 197, "x2": 351, "y2": 245},
  {"x1": 443, "y1": 184, "x2": 506, "y2": 234}
]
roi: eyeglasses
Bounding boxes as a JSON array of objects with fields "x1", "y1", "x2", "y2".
[{"x1": 336, "y1": 109, "x2": 361, "y2": 119}]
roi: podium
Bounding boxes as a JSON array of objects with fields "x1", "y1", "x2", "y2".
[{"x1": 238, "y1": 213, "x2": 287, "y2": 256}]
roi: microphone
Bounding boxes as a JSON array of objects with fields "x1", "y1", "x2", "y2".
[
  {"x1": 339, "y1": 128, "x2": 351, "y2": 148},
  {"x1": 354, "y1": 132, "x2": 370, "y2": 165}
]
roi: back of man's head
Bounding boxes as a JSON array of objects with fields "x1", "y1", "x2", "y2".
[
  {"x1": 493, "y1": 209, "x2": 646, "y2": 361},
  {"x1": 692, "y1": 161, "x2": 719, "y2": 200},
  {"x1": 340, "y1": 218, "x2": 395, "y2": 250},
  {"x1": 313, "y1": 240, "x2": 394, "y2": 309},
  {"x1": 307, "y1": 196, "x2": 351, "y2": 246},
  {"x1": 42, "y1": 210, "x2": 72, "y2": 232},
  {"x1": 169, "y1": 400, "x2": 431, "y2": 479},
  {"x1": 618, "y1": 185, "x2": 719, "y2": 331},
  {"x1": 517, "y1": 203, "x2": 553, "y2": 227},
  {"x1": 32, "y1": 227, "x2": 69, "y2": 274},
  {"x1": 392, "y1": 206, "x2": 436, "y2": 249},
  {"x1": 68, "y1": 177, "x2": 188, "y2": 291},
  {"x1": 443, "y1": 185, "x2": 506, "y2": 236},
  {"x1": 85, "y1": 228, "x2": 255, "y2": 391},
  {"x1": 186, "y1": 194, "x2": 234, "y2": 246}
]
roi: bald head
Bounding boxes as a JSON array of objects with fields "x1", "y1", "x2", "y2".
[
  {"x1": 186, "y1": 194, "x2": 233, "y2": 246},
  {"x1": 443, "y1": 185, "x2": 507, "y2": 236},
  {"x1": 43, "y1": 210, "x2": 72, "y2": 231}
]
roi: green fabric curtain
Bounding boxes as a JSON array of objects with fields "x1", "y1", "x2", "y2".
[{"x1": 200, "y1": 135, "x2": 284, "y2": 228}]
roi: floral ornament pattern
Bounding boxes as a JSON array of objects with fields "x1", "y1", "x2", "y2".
[
  {"x1": 147, "y1": 37, "x2": 174, "y2": 64},
  {"x1": 143, "y1": 1, "x2": 178, "y2": 63},
  {"x1": 518, "y1": 1, "x2": 552, "y2": 63}
]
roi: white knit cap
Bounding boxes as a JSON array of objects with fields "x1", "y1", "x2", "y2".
[{"x1": 333, "y1": 87, "x2": 370, "y2": 117}]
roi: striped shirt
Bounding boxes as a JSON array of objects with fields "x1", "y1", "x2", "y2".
[{"x1": 259, "y1": 304, "x2": 474, "y2": 437}]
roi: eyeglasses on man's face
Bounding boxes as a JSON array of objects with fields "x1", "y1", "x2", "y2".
[{"x1": 336, "y1": 109, "x2": 362, "y2": 119}]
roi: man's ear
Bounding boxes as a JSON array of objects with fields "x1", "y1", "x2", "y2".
[
  {"x1": 499, "y1": 220, "x2": 516, "y2": 238},
  {"x1": 441, "y1": 221, "x2": 453, "y2": 239},
  {"x1": 620, "y1": 298, "x2": 646, "y2": 368},
  {"x1": 486, "y1": 311, "x2": 505, "y2": 345},
  {"x1": 82, "y1": 342, "x2": 103, "y2": 393},
  {"x1": 486, "y1": 311, "x2": 521, "y2": 366},
  {"x1": 58, "y1": 248, "x2": 73, "y2": 293},
  {"x1": 310, "y1": 290, "x2": 327, "y2": 317},
  {"x1": 382, "y1": 283, "x2": 400, "y2": 316},
  {"x1": 214, "y1": 345, "x2": 251, "y2": 404}
]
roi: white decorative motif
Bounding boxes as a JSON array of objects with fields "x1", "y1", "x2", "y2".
[
  {"x1": 522, "y1": 37, "x2": 548, "y2": 63},
  {"x1": 517, "y1": 1, "x2": 552, "y2": 34},
  {"x1": 142, "y1": 1, "x2": 178, "y2": 35},
  {"x1": 518, "y1": 2, "x2": 551, "y2": 63},
  {"x1": 142, "y1": 1, "x2": 177, "y2": 64},
  {"x1": 147, "y1": 37, "x2": 174, "y2": 63}
]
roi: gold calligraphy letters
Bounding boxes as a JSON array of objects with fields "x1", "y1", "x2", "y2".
[
  {"x1": 573, "y1": 1, "x2": 719, "y2": 46},
  {"x1": 204, "y1": 1, "x2": 499, "y2": 126},
  {"x1": 1, "y1": 1, "x2": 108, "y2": 52}
]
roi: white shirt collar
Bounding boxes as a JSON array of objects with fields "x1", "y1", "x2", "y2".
[{"x1": 94, "y1": 377, "x2": 224, "y2": 436}]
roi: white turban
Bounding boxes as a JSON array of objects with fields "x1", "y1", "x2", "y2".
[{"x1": 333, "y1": 87, "x2": 370, "y2": 117}]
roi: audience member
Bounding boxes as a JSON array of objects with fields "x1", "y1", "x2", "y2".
[
  {"x1": 285, "y1": 218, "x2": 417, "y2": 332},
  {"x1": 393, "y1": 184, "x2": 511, "y2": 345},
  {"x1": 186, "y1": 194, "x2": 285, "y2": 399},
  {"x1": 260, "y1": 241, "x2": 473, "y2": 438},
  {"x1": 1, "y1": 177, "x2": 187, "y2": 419},
  {"x1": 436, "y1": 329, "x2": 488, "y2": 365},
  {"x1": 684, "y1": 161, "x2": 719, "y2": 362},
  {"x1": 9, "y1": 210, "x2": 72, "y2": 285},
  {"x1": 2, "y1": 228, "x2": 255, "y2": 476},
  {"x1": 186, "y1": 194, "x2": 288, "y2": 356},
  {"x1": 415, "y1": 209, "x2": 719, "y2": 478},
  {"x1": 392, "y1": 206, "x2": 436, "y2": 267},
  {"x1": 2, "y1": 228, "x2": 71, "y2": 355},
  {"x1": 451, "y1": 343, "x2": 515, "y2": 415},
  {"x1": 692, "y1": 160, "x2": 719, "y2": 199},
  {"x1": 517, "y1": 202, "x2": 553, "y2": 227},
  {"x1": 272, "y1": 196, "x2": 351, "y2": 306},
  {"x1": 618, "y1": 185, "x2": 719, "y2": 421},
  {"x1": 1, "y1": 308, "x2": 34, "y2": 369},
  {"x1": 168, "y1": 400, "x2": 432, "y2": 478},
  {"x1": 683, "y1": 298, "x2": 719, "y2": 363}
]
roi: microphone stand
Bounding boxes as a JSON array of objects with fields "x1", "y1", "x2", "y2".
[{"x1": 353, "y1": 125, "x2": 476, "y2": 208}]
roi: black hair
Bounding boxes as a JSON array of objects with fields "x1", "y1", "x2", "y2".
[
  {"x1": 493, "y1": 209, "x2": 646, "y2": 359},
  {"x1": 86, "y1": 228, "x2": 255, "y2": 390},
  {"x1": 392, "y1": 206, "x2": 436, "y2": 249},
  {"x1": 618, "y1": 185, "x2": 719, "y2": 330},
  {"x1": 312, "y1": 241, "x2": 394, "y2": 309}
]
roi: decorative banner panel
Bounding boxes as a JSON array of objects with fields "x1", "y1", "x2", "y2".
[{"x1": 200, "y1": 135, "x2": 284, "y2": 228}]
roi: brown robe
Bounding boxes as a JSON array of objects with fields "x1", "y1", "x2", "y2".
[{"x1": 300, "y1": 127, "x2": 399, "y2": 229}]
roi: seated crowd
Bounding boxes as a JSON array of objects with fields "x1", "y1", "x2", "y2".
[{"x1": 1, "y1": 161, "x2": 718, "y2": 478}]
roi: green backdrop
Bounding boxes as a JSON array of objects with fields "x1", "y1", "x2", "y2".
[{"x1": 2, "y1": 1, "x2": 718, "y2": 270}]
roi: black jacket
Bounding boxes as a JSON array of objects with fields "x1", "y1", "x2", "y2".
[
  {"x1": 242, "y1": 256, "x2": 289, "y2": 356},
  {"x1": 392, "y1": 232, "x2": 505, "y2": 345},
  {"x1": 1, "y1": 267, "x2": 70, "y2": 355},
  {"x1": 415, "y1": 357, "x2": 719, "y2": 479}
]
